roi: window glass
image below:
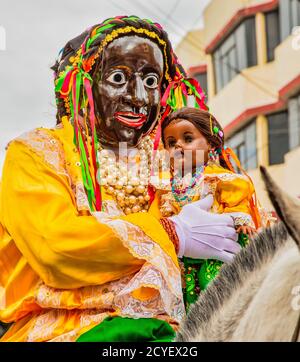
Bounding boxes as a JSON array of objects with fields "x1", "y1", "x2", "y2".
[
  {"x1": 245, "y1": 18, "x2": 257, "y2": 67},
  {"x1": 213, "y1": 17, "x2": 257, "y2": 92},
  {"x1": 280, "y1": 0, "x2": 300, "y2": 40},
  {"x1": 268, "y1": 111, "x2": 289, "y2": 165},
  {"x1": 226, "y1": 120, "x2": 257, "y2": 170},
  {"x1": 288, "y1": 94, "x2": 300, "y2": 149},
  {"x1": 265, "y1": 10, "x2": 280, "y2": 61}
]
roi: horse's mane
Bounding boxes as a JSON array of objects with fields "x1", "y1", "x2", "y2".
[{"x1": 176, "y1": 222, "x2": 288, "y2": 341}]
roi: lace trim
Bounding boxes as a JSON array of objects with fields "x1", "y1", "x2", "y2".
[
  {"x1": 26, "y1": 308, "x2": 178, "y2": 342},
  {"x1": 102, "y1": 200, "x2": 124, "y2": 217},
  {"x1": 92, "y1": 211, "x2": 185, "y2": 322},
  {"x1": 73, "y1": 182, "x2": 90, "y2": 211},
  {"x1": 27, "y1": 310, "x2": 63, "y2": 342},
  {"x1": 15, "y1": 127, "x2": 185, "y2": 326},
  {"x1": 14, "y1": 128, "x2": 90, "y2": 213},
  {"x1": 16, "y1": 128, "x2": 69, "y2": 179},
  {"x1": 32, "y1": 266, "x2": 183, "y2": 341},
  {"x1": 27, "y1": 309, "x2": 110, "y2": 342},
  {"x1": 34, "y1": 255, "x2": 184, "y2": 323},
  {"x1": 205, "y1": 172, "x2": 249, "y2": 182}
]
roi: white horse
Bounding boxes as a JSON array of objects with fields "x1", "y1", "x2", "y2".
[{"x1": 176, "y1": 166, "x2": 300, "y2": 342}]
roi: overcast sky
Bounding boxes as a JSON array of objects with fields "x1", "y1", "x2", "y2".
[{"x1": 0, "y1": 0, "x2": 210, "y2": 173}]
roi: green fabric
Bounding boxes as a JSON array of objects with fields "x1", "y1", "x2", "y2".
[
  {"x1": 76, "y1": 316, "x2": 176, "y2": 342},
  {"x1": 198, "y1": 259, "x2": 223, "y2": 290},
  {"x1": 183, "y1": 233, "x2": 249, "y2": 311}
]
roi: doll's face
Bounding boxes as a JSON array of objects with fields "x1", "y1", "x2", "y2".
[
  {"x1": 163, "y1": 118, "x2": 210, "y2": 174},
  {"x1": 93, "y1": 36, "x2": 164, "y2": 148}
]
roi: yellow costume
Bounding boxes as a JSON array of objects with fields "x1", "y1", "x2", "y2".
[
  {"x1": 160, "y1": 162, "x2": 259, "y2": 229},
  {"x1": 204, "y1": 163, "x2": 257, "y2": 227},
  {"x1": 0, "y1": 118, "x2": 184, "y2": 342}
]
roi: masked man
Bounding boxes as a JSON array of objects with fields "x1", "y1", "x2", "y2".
[{"x1": 0, "y1": 16, "x2": 239, "y2": 342}]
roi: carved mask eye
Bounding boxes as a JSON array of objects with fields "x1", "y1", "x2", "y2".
[
  {"x1": 143, "y1": 74, "x2": 159, "y2": 89},
  {"x1": 107, "y1": 70, "x2": 126, "y2": 85}
]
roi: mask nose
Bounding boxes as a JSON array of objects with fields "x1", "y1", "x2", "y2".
[{"x1": 125, "y1": 74, "x2": 148, "y2": 109}]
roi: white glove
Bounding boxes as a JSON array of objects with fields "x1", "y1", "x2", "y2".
[{"x1": 170, "y1": 194, "x2": 240, "y2": 263}]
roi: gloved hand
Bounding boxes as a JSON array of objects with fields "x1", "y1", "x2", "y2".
[{"x1": 170, "y1": 194, "x2": 240, "y2": 263}]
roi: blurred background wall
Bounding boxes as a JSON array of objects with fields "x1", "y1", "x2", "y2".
[{"x1": 176, "y1": 0, "x2": 300, "y2": 211}]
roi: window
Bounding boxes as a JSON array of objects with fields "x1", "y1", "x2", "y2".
[
  {"x1": 245, "y1": 17, "x2": 258, "y2": 67},
  {"x1": 266, "y1": 10, "x2": 280, "y2": 61},
  {"x1": 226, "y1": 120, "x2": 257, "y2": 171},
  {"x1": 280, "y1": 0, "x2": 300, "y2": 40},
  {"x1": 193, "y1": 72, "x2": 208, "y2": 102},
  {"x1": 268, "y1": 111, "x2": 289, "y2": 165},
  {"x1": 288, "y1": 93, "x2": 300, "y2": 149},
  {"x1": 213, "y1": 17, "x2": 257, "y2": 92}
]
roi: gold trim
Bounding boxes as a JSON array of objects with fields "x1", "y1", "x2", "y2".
[{"x1": 90, "y1": 26, "x2": 171, "y2": 82}]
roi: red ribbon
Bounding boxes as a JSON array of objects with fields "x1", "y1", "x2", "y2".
[
  {"x1": 84, "y1": 77, "x2": 102, "y2": 211},
  {"x1": 187, "y1": 78, "x2": 208, "y2": 110},
  {"x1": 161, "y1": 75, "x2": 183, "y2": 107}
]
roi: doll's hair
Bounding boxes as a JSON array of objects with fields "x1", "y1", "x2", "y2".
[{"x1": 161, "y1": 107, "x2": 230, "y2": 170}]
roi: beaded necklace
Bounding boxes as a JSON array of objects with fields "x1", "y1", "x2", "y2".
[
  {"x1": 171, "y1": 165, "x2": 205, "y2": 207},
  {"x1": 97, "y1": 135, "x2": 154, "y2": 214}
]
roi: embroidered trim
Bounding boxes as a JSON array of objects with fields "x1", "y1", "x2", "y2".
[{"x1": 160, "y1": 217, "x2": 180, "y2": 254}]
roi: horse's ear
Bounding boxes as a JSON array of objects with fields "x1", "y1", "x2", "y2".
[{"x1": 260, "y1": 166, "x2": 300, "y2": 249}]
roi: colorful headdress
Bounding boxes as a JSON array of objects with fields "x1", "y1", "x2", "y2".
[{"x1": 53, "y1": 15, "x2": 208, "y2": 211}]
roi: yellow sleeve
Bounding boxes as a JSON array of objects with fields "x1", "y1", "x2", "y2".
[
  {"x1": 216, "y1": 176, "x2": 254, "y2": 217},
  {"x1": 1, "y1": 140, "x2": 176, "y2": 289},
  {"x1": 147, "y1": 189, "x2": 163, "y2": 219},
  {"x1": 119, "y1": 189, "x2": 179, "y2": 266}
]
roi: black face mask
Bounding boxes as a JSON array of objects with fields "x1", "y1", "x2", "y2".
[{"x1": 92, "y1": 35, "x2": 164, "y2": 148}]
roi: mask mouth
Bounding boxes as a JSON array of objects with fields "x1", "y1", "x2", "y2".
[{"x1": 114, "y1": 111, "x2": 147, "y2": 128}]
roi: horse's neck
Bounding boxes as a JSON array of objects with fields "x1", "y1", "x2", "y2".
[
  {"x1": 232, "y1": 240, "x2": 299, "y2": 341},
  {"x1": 194, "y1": 248, "x2": 281, "y2": 341},
  {"x1": 186, "y1": 238, "x2": 299, "y2": 342},
  {"x1": 177, "y1": 223, "x2": 300, "y2": 342}
]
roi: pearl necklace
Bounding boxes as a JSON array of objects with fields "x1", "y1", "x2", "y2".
[{"x1": 97, "y1": 136, "x2": 154, "y2": 215}]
